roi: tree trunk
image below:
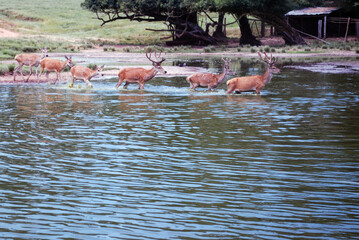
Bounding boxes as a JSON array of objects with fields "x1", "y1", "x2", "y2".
[
  {"x1": 166, "y1": 12, "x2": 217, "y2": 46},
  {"x1": 237, "y1": 15, "x2": 261, "y2": 46},
  {"x1": 213, "y1": 12, "x2": 227, "y2": 40}
]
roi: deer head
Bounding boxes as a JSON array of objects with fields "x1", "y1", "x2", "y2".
[
  {"x1": 65, "y1": 56, "x2": 74, "y2": 68},
  {"x1": 222, "y1": 58, "x2": 236, "y2": 76},
  {"x1": 258, "y1": 51, "x2": 280, "y2": 74},
  {"x1": 40, "y1": 47, "x2": 49, "y2": 59},
  {"x1": 146, "y1": 48, "x2": 167, "y2": 74}
]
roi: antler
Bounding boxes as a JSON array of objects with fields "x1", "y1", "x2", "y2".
[
  {"x1": 258, "y1": 51, "x2": 278, "y2": 65},
  {"x1": 146, "y1": 48, "x2": 166, "y2": 64}
]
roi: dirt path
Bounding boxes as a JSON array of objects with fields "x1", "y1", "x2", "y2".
[{"x1": 0, "y1": 27, "x2": 19, "y2": 38}]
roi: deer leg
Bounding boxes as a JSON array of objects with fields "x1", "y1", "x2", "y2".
[
  {"x1": 35, "y1": 66, "x2": 39, "y2": 83},
  {"x1": 115, "y1": 78, "x2": 125, "y2": 89},
  {"x1": 69, "y1": 75, "x2": 75, "y2": 88},
  {"x1": 13, "y1": 64, "x2": 22, "y2": 81},
  {"x1": 38, "y1": 67, "x2": 45, "y2": 84},
  {"x1": 188, "y1": 79, "x2": 194, "y2": 89},
  {"x1": 45, "y1": 72, "x2": 50, "y2": 82},
  {"x1": 226, "y1": 84, "x2": 236, "y2": 94},
  {"x1": 26, "y1": 66, "x2": 33, "y2": 82},
  {"x1": 53, "y1": 72, "x2": 59, "y2": 84},
  {"x1": 84, "y1": 79, "x2": 93, "y2": 88},
  {"x1": 138, "y1": 81, "x2": 145, "y2": 90},
  {"x1": 123, "y1": 82, "x2": 129, "y2": 89}
]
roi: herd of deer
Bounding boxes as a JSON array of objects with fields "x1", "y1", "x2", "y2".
[{"x1": 13, "y1": 47, "x2": 280, "y2": 94}]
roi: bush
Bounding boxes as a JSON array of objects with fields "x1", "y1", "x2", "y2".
[
  {"x1": 250, "y1": 48, "x2": 256, "y2": 53},
  {"x1": 8, "y1": 64, "x2": 15, "y2": 72},
  {"x1": 264, "y1": 46, "x2": 270, "y2": 52},
  {"x1": 203, "y1": 46, "x2": 216, "y2": 53},
  {"x1": 2, "y1": 49, "x2": 17, "y2": 58},
  {"x1": 87, "y1": 63, "x2": 97, "y2": 70},
  {"x1": 22, "y1": 46, "x2": 38, "y2": 53}
]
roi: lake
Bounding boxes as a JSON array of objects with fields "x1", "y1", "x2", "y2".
[{"x1": 0, "y1": 56, "x2": 358, "y2": 239}]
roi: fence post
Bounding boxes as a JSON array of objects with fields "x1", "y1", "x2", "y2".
[
  {"x1": 323, "y1": 16, "x2": 327, "y2": 39},
  {"x1": 344, "y1": 17, "x2": 351, "y2": 42},
  {"x1": 318, "y1": 19, "x2": 323, "y2": 39}
]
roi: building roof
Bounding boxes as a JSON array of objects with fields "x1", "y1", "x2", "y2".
[{"x1": 285, "y1": 7, "x2": 340, "y2": 16}]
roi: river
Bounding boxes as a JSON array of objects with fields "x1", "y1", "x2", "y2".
[{"x1": 0, "y1": 56, "x2": 358, "y2": 239}]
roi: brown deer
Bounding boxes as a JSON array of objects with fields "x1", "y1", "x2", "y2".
[
  {"x1": 226, "y1": 52, "x2": 280, "y2": 94},
  {"x1": 69, "y1": 65, "x2": 105, "y2": 88},
  {"x1": 186, "y1": 58, "x2": 234, "y2": 90},
  {"x1": 115, "y1": 48, "x2": 167, "y2": 90},
  {"x1": 39, "y1": 56, "x2": 73, "y2": 84},
  {"x1": 13, "y1": 47, "x2": 48, "y2": 82}
]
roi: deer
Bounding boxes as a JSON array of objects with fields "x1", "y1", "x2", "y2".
[
  {"x1": 115, "y1": 48, "x2": 167, "y2": 90},
  {"x1": 38, "y1": 56, "x2": 73, "y2": 84},
  {"x1": 186, "y1": 58, "x2": 234, "y2": 91},
  {"x1": 69, "y1": 64, "x2": 105, "y2": 88},
  {"x1": 13, "y1": 47, "x2": 48, "y2": 82},
  {"x1": 226, "y1": 52, "x2": 280, "y2": 94}
]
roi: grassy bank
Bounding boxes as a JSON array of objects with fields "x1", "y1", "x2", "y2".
[
  {"x1": 0, "y1": 0, "x2": 358, "y2": 65},
  {"x1": 0, "y1": 0, "x2": 170, "y2": 43}
]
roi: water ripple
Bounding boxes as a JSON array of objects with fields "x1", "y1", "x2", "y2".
[{"x1": 1, "y1": 69, "x2": 359, "y2": 239}]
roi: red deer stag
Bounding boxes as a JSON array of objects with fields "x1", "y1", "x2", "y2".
[
  {"x1": 69, "y1": 65, "x2": 105, "y2": 88},
  {"x1": 226, "y1": 52, "x2": 280, "y2": 94},
  {"x1": 13, "y1": 47, "x2": 48, "y2": 82},
  {"x1": 39, "y1": 56, "x2": 73, "y2": 84},
  {"x1": 186, "y1": 58, "x2": 234, "y2": 91},
  {"x1": 116, "y1": 48, "x2": 167, "y2": 90}
]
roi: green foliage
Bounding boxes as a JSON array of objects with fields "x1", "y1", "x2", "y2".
[
  {"x1": 87, "y1": 63, "x2": 97, "y2": 70},
  {"x1": 203, "y1": 46, "x2": 216, "y2": 53},
  {"x1": 8, "y1": 64, "x2": 16, "y2": 72}
]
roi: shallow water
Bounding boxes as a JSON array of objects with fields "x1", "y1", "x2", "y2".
[{"x1": 0, "y1": 59, "x2": 359, "y2": 239}]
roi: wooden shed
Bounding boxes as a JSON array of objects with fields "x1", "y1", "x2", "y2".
[{"x1": 285, "y1": 6, "x2": 359, "y2": 39}]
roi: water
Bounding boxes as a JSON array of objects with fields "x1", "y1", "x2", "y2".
[{"x1": 0, "y1": 58, "x2": 359, "y2": 239}]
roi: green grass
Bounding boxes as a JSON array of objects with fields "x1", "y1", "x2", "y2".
[{"x1": 0, "y1": 0, "x2": 176, "y2": 44}]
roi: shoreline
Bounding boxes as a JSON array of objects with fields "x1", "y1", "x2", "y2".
[{"x1": 1, "y1": 49, "x2": 358, "y2": 84}]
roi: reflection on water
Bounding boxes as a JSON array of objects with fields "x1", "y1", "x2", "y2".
[{"x1": 0, "y1": 60, "x2": 359, "y2": 239}]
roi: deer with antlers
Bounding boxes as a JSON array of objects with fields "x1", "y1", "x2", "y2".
[
  {"x1": 69, "y1": 64, "x2": 105, "y2": 88},
  {"x1": 226, "y1": 52, "x2": 280, "y2": 94},
  {"x1": 39, "y1": 56, "x2": 73, "y2": 84},
  {"x1": 13, "y1": 47, "x2": 48, "y2": 82},
  {"x1": 115, "y1": 48, "x2": 167, "y2": 90},
  {"x1": 186, "y1": 58, "x2": 234, "y2": 91}
]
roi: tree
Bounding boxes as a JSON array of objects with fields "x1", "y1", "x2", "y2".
[
  {"x1": 81, "y1": 0, "x2": 217, "y2": 46},
  {"x1": 215, "y1": 0, "x2": 307, "y2": 45},
  {"x1": 84, "y1": 0, "x2": 356, "y2": 46}
]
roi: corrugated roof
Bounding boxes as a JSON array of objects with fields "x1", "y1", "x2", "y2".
[{"x1": 285, "y1": 7, "x2": 339, "y2": 16}]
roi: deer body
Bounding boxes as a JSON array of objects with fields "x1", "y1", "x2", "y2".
[
  {"x1": 226, "y1": 52, "x2": 280, "y2": 94},
  {"x1": 70, "y1": 65, "x2": 104, "y2": 88},
  {"x1": 39, "y1": 56, "x2": 73, "y2": 84},
  {"x1": 186, "y1": 58, "x2": 233, "y2": 90},
  {"x1": 116, "y1": 67, "x2": 161, "y2": 90},
  {"x1": 13, "y1": 48, "x2": 48, "y2": 82},
  {"x1": 116, "y1": 48, "x2": 166, "y2": 90}
]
